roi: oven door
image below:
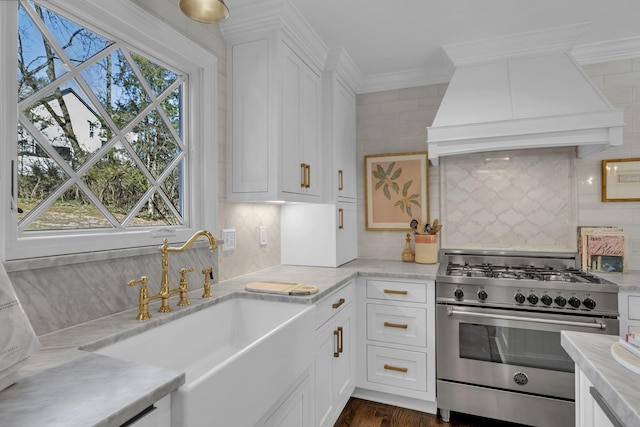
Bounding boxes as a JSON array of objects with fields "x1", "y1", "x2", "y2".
[{"x1": 436, "y1": 304, "x2": 618, "y2": 399}]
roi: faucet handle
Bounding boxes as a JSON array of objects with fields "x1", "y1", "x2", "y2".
[
  {"x1": 177, "y1": 267, "x2": 194, "y2": 307},
  {"x1": 202, "y1": 267, "x2": 213, "y2": 298},
  {"x1": 127, "y1": 276, "x2": 151, "y2": 320}
]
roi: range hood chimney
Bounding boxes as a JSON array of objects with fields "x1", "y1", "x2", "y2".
[{"x1": 427, "y1": 23, "x2": 624, "y2": 165}]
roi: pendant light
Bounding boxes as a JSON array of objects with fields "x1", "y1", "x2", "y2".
[{"x1": 179, "y1": 0, "x2": 229, "y2": 24}]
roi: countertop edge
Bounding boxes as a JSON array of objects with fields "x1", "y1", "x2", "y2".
[{"x1": 562, "y1": 331, "x2": 640, "y2": 427}]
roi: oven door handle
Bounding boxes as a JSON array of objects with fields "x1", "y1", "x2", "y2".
[{"x1": 446, "y1": 307, "x2": 606, "y2": 329}]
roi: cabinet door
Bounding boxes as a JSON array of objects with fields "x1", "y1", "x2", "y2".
[
  {"x1": 281, "y1": 44, "x2": 303, "y2": 195},
  {"x1": 315, "y1": 305, "x2": 355, "y2": 427},
  {"x1": 315, "y1": 321, "x2": 337, "y2": 427},
  {"x1": 300, "y1": 64, "x2": 321, "y2": 197},
  {"x1": 332, "y1": 308, "x2": 354, "y2": 409},
  {"x1": 229, "y1": 39, "x2": 270, "y2": 195},
  {"x1": 335, "y1": 79, "x2": 356, "y2": 200},
  {"x1": 281, "y1": 43, "x2": 321, "y2": 198},
  {"x1": 336, "y1": 202, "x2": 357, "y2": 266}
]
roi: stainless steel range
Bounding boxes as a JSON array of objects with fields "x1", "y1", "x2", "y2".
[{"x1": 436, "y1": 250, "x2": 619, "y2": 427}]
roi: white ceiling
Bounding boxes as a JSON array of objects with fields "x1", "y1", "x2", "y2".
[{"x1": 287, "y1": 0, "x2": 640, "y2": 91}]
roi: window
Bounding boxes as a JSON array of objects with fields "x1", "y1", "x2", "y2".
[{"x1": 1, "y1": 0, "x2": 217, "y2": 260}]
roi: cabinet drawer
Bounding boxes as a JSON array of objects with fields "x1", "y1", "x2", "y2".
[
  {"x1": 365, "y1": 279, "x2": 427, "y2": 303},
  {"x1": 629, "y1": 296, "x2": 640, "y2": 320},
  {"x1": 316, "y1": 281, "x2": 354, "y2": 329},
  {"x1": 366, "y1": 345, "x2": 427, "y2": 391},
  {"x1": 366, "y1": 304, "x2": 426, "y2": 347}
]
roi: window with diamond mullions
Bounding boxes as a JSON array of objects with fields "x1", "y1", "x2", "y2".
[{"x1": 17, "y1": 1, "x2": 187, "y2": 232}]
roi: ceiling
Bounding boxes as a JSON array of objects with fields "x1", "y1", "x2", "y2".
[{"x1": 285, "y1": 0, "x2": 640, "y2": 92}]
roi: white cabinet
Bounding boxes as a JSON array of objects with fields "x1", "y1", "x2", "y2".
[
  {"x1": 315, "y1": 281, "x2": 356, "y2": 427},
  {"x1": 355, "y1": 277, "x2": 436, "y2": 412},
  {"x1": 280, "y1": 49, "x2": 359, "y2": 267},
  {"x1": 281, "y1": 201, "x2": 356, "y2": 267},
  {"x1": 618, "y1": 289, "x2": 640, "y2": 335},
  {"x1": 575, "y1": 368, "x2": 619, "y2": 427},
  {"x1": 280, "y1": 43, "x2": 322, "y2": 198},
  {"x1": 224, "y1": 21, "x2": 323, "y2": 202}
]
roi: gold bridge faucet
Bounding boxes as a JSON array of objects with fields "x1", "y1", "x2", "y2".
[
  {"x1": 128, "y1": 230, "x2": 217, "y2": 320},
  {"x1": 158, "y1": 230, "x2": 217, "y2": 313}
]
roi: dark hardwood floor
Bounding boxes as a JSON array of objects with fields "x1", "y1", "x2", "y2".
[{"x1": 334, "y1": 397, "x2": 526, "y2": 427}]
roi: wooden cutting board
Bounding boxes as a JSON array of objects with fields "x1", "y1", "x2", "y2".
[{"x1": 245, "y1": 281, "x2": 318, "y2": 295}]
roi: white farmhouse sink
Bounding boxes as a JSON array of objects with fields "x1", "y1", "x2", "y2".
[{"x1": 95, "y1": 296, "x2": 315, "y2": 427}]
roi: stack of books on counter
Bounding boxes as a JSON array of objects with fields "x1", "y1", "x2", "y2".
[{"x1": 578, "y1": 226, "x2": 627, "y2": 273}]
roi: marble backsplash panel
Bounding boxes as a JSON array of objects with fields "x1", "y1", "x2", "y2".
[
  {"x1": 4, "y1": 244, "x2": 218, "y2": 336},
  {"x1": 440, "y1": 148, "x2": 577, "y2": 252}
]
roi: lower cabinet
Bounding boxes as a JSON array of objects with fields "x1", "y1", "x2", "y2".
[
  {"x1": 355, "y1": 276, "x2": 436, "y2": 413},
  {"x1": 315, "y1": 281, "x2": 356, "y2": 427},
  {"x1": 575, "y1": 368, "x2": 619, "y2": 427}
]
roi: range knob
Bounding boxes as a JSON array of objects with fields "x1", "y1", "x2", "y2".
[
  {"x1": 477, "y1": 289, "x2": 488, "y2": 301},
  {"x1": 541, "y1": 294, "x2": 553, "y2": 306},
  {"x1": 514, "y1": 292, "x2": 526, "y2": 304},
  {"x1": 454, "y1": 288, "x2": 464, "y2": 300},
  {"x1": 527, "y1": 293, "x2": 539, "y2": 305},
  {"x1": 583, "y1": 297, "x2": 596, "y2": 310},
  {"x1": 554, "y1": 296, "x2": 567, "y2": 307},
  {"x1": 568, "y1": 296, "x2": 581, "y2": 309}
]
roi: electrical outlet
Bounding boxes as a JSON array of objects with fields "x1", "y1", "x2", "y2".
[
  {"x1": 222, "y1": 229, "x2": 236, "y2": 251},
  {"x1": 259, "y1": 226, "x2": 267, "y2": 246}
]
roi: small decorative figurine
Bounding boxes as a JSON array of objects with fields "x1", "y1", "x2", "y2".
[{"x1": 402, "y1": 233, "x2": 415, "y2": 262}]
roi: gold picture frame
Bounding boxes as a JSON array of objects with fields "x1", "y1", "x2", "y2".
[
  {"x1": 364, "y1": 151, "x2": 429, "y2": 231},
  {"x1": 602, "y1": 158, "x2": 640, "y2": 202}
]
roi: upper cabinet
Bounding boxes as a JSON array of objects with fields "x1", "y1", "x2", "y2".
[
  {"x1": 322, "y1": 50, "x2": 358, "y2": 202},
  {"x1": 221, "y1": 0, "x2": 327, "y2": 203}
]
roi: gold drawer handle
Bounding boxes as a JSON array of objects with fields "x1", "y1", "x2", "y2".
[
  {"x1": 337, "y1": 326, "x2": 343, "y2": 354},
  {"x1": 334, "y1": 329, "x2": 340, "y2": 357},
  {"x1": 305, "y1": 164, "x2": 311, "y2": 188},
  {"x1": 338, "y1": 208, "x2": 344, "y2": 229},
  {"x1": 384, "y1": 321, "x2": 408, "y2": 329},
  {"x1": 384, "y1": 364, "x2": 408, "y2": 373},
  {"x1": 332, "y1": 298, "x2": 345, "y2": 309},
  {"x1": 383, "y1": 289, "x2": 408, "y2": 295},
  {"x1": 338, "y1": 170, "x2": 344, "y2": 191},
  {"x1": 300, "y1": 163, "x2": 307, "y2": 188}
]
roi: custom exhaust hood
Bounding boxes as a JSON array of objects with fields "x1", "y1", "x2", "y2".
[{"x1": 427, "y1": 24, "x2": 624, "y2": 165}]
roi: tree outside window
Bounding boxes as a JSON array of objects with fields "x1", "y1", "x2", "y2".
[{"x1": 17, "y1": 1, "x2": 187, "y2": 232}]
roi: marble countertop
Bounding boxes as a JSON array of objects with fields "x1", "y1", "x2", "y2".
[
  {"x1": 562, "y1": 331, "x2": 640, "y2": 427},
  {"x1": 0, "y1": 259, "x2": 438, "y2": 427},
  {"x1": 595, "y1": 270, "x2": 640, "y2": 291}
]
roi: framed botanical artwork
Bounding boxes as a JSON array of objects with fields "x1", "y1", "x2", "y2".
[
  {"x1": 364, "y1": 151, "x2": 429, "y2": 230},
  {"x1": 602, "y1": 158, "x2": 640, "y2": 202}
]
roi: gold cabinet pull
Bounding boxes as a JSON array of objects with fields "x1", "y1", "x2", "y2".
[
  {"x1": 332, "y1": 298, "x2": 345, "y2": 309},
  {"x1": 334, "y1": 329, "x2": 340, "y2": 358},
  {"x1": 384, "y1": 364, "x2": 408, "y2": 373},
  {"x1": 300, "y1": 163, "x2": 307, "y2": 188},
  {"x1": 338, "y1": 170, "x2": 344, "y2": 191},
  {"x1": 337, "y1": 326, "x2": 344, "y2": 354},
  {"x1": 305, "y1": 164, "x2": 311, "y2": 188},
  {"x1": 383, "y1": 289, "x2": 408, "y2": 295},
  {"x1": 384, "y1": 321, "x2": 408, "y2": 329},
  {"x1": 338, "y1": 208, "x2": 344, "y2": 229}
]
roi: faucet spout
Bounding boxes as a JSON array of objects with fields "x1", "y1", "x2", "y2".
[{"x1": 163, "y1": 230, "x2": 218, "y2": 252}]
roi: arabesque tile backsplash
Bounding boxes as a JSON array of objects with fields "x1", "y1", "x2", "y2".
[{"x1": 440, "y1": 148, "x2": 577, "y2": 252}]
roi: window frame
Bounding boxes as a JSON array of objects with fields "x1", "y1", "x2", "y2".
[{"x1": 1, "y1": 0, "x2": 218, "y2": 260}]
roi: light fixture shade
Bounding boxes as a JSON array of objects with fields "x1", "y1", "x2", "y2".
[{"x1": 179, "y1": 0, "x2": 229, "y2": 24}]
